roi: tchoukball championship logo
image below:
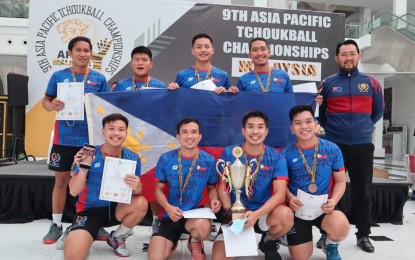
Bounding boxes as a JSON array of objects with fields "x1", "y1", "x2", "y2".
[{"x1": 34, "y1": 5, "x2": 123, "y2": 76}]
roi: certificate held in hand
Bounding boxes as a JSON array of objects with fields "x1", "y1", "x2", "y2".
[{"x1": 56, "y1": 82, "x2": 84, "y2": 120}]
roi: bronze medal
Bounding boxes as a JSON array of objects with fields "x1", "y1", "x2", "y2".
[{"x1": 308, "y1": 183, "x2": 317, "y2": 193}]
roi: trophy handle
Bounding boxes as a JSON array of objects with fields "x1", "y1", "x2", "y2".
[
  {"x1": 216, "y1": 159, "x2": 232, "y2": 192},
  {"x1": 216, "y1": 159, "x2": 226, "y2": 177},
  {"x1": 245, "y1": 159, "x2": 259, "y2": 197}
]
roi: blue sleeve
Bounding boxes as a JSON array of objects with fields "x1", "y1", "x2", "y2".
[
  {"x1": 285, "y1": 74, "x2": 293, "y2": 93},
  {"x1": 370, "y1": 77, "x2": 384, "y2": 124},
  {"x1": 174, "y1": 73, "x2": 182, "y2": 87},
  {"x1": 236, "y1": 78, "x2": 243, "y2": 90},
  {"x1": 135, "y1": 155, "x2": 141, "y2": 177},
  {"x1": 332, "y1": 145, "x2": 344, "y2": 172},
  {"x1": 99, "y1": 74, "x2": 109, "y2": 92},
  {"x1": 223, "y1": 73, "x2": 231, "y2": 89},
  {"x1": 208, "y1": 158, "x2": 218, "y2": 185},
  {"x1": 154, "y1": 155, "x2": 167, "y2": 182},
  {"x1": 45, "y1": 72, "x2": 58, "y2": 98},
  {"x1": 318, "y1": 81, "x2": 327, "y2": 128},
  {"x1": 273, "y1": 151, "x2": 289, "y2": 179}
]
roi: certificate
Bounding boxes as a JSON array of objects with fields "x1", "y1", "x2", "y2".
[
  {"x1": 99, "y1": 157, "x2": 137, "y2": 204},
  {"x1": 182, "y1": 208, "x2": 217, "y2": 219},
  {"x1": 190, "y1": 79, "x2": 217, "y2": 91},
  {"x1": 56, "y1": 82, "x2": 84, "y2": 120},
  {"x1": 295, "y1": 189, "x2": 328, "y2": 220},
  {"x1": 222, "y1": 226, "x2": 257, "y2": 257}
]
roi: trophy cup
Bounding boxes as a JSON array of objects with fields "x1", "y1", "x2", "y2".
[{"x1": 216, "y1": 146, "x2": 258, "y2": 220}]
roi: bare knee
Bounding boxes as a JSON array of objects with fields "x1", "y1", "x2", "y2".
[{"x1": 54, "y1": 172, "x2": 70, "y2": 188}]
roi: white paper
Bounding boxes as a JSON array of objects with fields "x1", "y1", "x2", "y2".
[
  {"x1": 222, "y1": 226, "x2": 258, "y2": 257},
  {"x1": 99, "y1": 157, "x2": 137, "y2": 204},
  {"x1": 293, "y1": 82, "x2": 319, "y2": 117},
  {"x1": 190, "y1": 79, "x2": 217, "y2": 91},
  {"x1": 182, "y1": 207, "x2": 217, "y2": 219},
  {"x1": 138, "y1": 87, "x2": 163, "y2": 90},
  {"x1": 295, "y1": 189, "x2": 328, "y2": 220},
  {"x1": 56, "y1": 82, "x2": 84, "y2": 120}
]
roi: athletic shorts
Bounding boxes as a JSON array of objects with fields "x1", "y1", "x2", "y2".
[
  {"x1": 287, "y1": 214, "x2": 325, "y2": 246},
  {"x1": 48, "y1": 144, "x2": 81, "y2": 172},
  {"x1": 68, "y1": 203, "x2": 119, "y2": 239},
  {"x1": 215, "y1": 214, "x2": 268, "y2": 241},
  {"x1": 151, "y1": 218, "x2": 191, "y2": 247}
]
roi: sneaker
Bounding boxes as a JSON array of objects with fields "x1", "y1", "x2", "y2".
[
  {"x1": 180, "y1": 233, "x2": 190, "y2": 240},
  {"x1": 149, "y1": 218, "x2": 160, "y2": 234},
  {"x1": 322, "y1": 243, "x2": 341, "y2": 260},
  {"x1": 55, "y1": 225, "x2": 71, "y2": 250},
  {"x1": 276, "y1": 234, "x2": 288, "y2": 246},
  {"x1": 258, "y1": 233, "x2": 282, "y2": 260},
  {"x1": 97, "y1": 227, "x2": 110, "y2": 241},
  {"x1": 209, "y1": 224, "x2": 218, "y2": 241},
  {"x1": 107, "y1": 231, "x2": 130, "y2": 257},
  {"x1": 43, "y1": 223, "x2": 63, "y2": 244},
  {"x1": 317, "y1": 234, "x2": 327, "y2": 249},
  {"x1": 187, "y1": 237, "x2": 206, "y2": 260},
  {"x1": 357, "y1": 237, "x2": 374, "y2": 253}
]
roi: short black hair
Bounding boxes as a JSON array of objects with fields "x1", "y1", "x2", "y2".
[
  {"x1": 289, "y1": 105, "x2": 315, "y2": 122},
  {"x1": 68, "y1": 36, "x2": 92, "y2": 51},
  {"x1": 192, "y1": 33, "x2": 213, "y2": 46},
  {"x1": 249, "y1": 37, "x2": 269, "y2": 52},
  {"x1": 176, "y1": 117, "x2": 200, "y2": 134},
  {"x1": 336, "y1": 39, "x2": 360, "y2": 55},
  {"x1": 102, "y1": 113, "x2": 129, "y2": 128},
  {"x1": 242, "y1": 110, "x2": 269, "y2": 128},
  {"x1": 131, "y1": 46, "x2": 152, "y2": 60}
]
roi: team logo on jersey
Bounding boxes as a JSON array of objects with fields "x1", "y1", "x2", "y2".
[
  {"x1": 212, "y1": 77, "x2": 220, "y2": 83},
  {"x1": 260, "y1": 164, "x2": 270, "y2": 170},
  {"x1": 333, "y1": 86, "x2": 342, "y2": 92},
  {"x1": 358, "y1": 83, "x2": 369, "y2": 92},
  {"x1": 74, "y1": 216, "x2": 87, "y2": 227},
  {"x1": 292, "y1": 158, "x2": 298, "y2": 163},
  {"x1": 318, "y1": 154, "x2": 327, "y2": 159},
  {"x1": 250, "y1": 80, "x2": 256, "y2": 85},
  {"x1": 49, "y1": 152, "x2": 61, "y2": 167},
  {"x1": 273, "y1": 78, "x2": 283, "y2": 82},
  {"x1": 87, "y1": 80, "x2": 97, "y2": 85},
  {"x1": 197, "y1": 165, "x2": 206, "y2": 171},
  {"x1": 188, "y1": 77, "x2": 194, "y2": 81},
  {"x1": 34, "y1": 5, "x2": 124, "y2": 76},
  {"x1": 172, "y1": 165, "x2": 178, "y2": 170},
  {"x1": 94, "y1": 162, "x2": 100, "y2": 168}
]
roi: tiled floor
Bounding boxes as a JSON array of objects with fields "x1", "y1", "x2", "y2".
[{"x1": 0, "y1": 200, "x2": 414, "y2": 259}]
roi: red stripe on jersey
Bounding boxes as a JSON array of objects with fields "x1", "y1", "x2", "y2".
[
  {"x1": 76, "y1": 182, "x2": 88, "y2": 213},
  {"x1": 53, "y1": 121, "x2": 59, "y2": 144},
  {"x1": 351, "y1": 95, "x2": 373, "y2": 113}
]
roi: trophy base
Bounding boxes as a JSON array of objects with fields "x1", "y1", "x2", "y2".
[{"x1": 231, "y1": 204, "x2": 246, "y2": 220}]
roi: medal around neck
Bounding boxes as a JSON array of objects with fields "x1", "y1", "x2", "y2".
[{"x1": 216, "y1": 146, "x2": 258, "y2": 220}]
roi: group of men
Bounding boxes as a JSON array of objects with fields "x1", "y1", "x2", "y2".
[{"x1": 42, "y1": 33, "x2": 384, "y2": 260}]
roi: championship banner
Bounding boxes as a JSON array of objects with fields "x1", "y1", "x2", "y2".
[
  {"x1": 85, "y1": 89, "x2": 315, "y2": 200},
  {"x1": 27, "y1": 0, "x2": 344, "y2": 156}
]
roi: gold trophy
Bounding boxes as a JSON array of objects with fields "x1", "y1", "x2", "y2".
[{"x1": 216, "y1": 146, "x2": 258, "y2": 220}]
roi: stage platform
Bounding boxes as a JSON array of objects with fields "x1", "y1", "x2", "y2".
[{"x1": 0, "y1": 160, "x2": 411, "y2": 225}]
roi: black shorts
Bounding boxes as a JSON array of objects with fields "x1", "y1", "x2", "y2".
[
  {"x1": 48, "y1": 144, "x2": 81, "y2": 172},
  {"x1": 68, "y1": 203, "x2": 119, "y2": 239},
  {"x1": 151, "y1": 218, "x2": 189, "y2": 247},
  {"x1": 287, "y1": 214, "x2": 325, "y2": 246}
]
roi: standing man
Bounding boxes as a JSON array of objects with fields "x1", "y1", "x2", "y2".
[
  {"x1": 112, "y1": 46, "x2": 166, "y2": 91},
  {"x1": 64, "y1": 113, "x2": 148, "y2": 258},
  {"x1": 318, "y1": 39, "x2": 384, "y2": 253},
  {"x1": 284, "y1": 105, "x2": 349, "y2": 260},
  {"x1": 229, "y1": 38, "x2": 293, "y2": 93},
  {"x1": 168, "y1": 33, "x2": 231, "y2": 94},
  {"x1": 42, "y1": 36, "x2": 109, "y2": 244},
  {"x1": 212, "y1": 110, "x2": 293, "y2": 260},
  {"x1": 148, "y1": 118, "x2": 221, "y2": 260}
]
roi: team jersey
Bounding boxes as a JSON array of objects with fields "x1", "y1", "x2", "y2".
[
  {"x1": 175, "y1": 66, "x2": 231, "y2": 89},
  {"x1": 74, "y1": 146, "x2": 141, "y2": 212},
  {"x1": 154, "y1": 148, "x2": 217, "y2": 219},
  {"x1": 220, "y1": 144, "x2": 289, "y2": 211},
  {"x1": 236, "y1": 68, "x2": 293, "y2": 93},
  {"x1": 113, "y1": 76, "x2": 166, "y2": 91},
  {"x1": 45, "y1": 68, "x2": 109, "y2": 146},
  {"x1": 283, "y1": 138, "x2": 344, "y2": 197}
]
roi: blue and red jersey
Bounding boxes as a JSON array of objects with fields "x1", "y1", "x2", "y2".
[
  {"x1": 219, "y1": 144, "x2": 289, "y2": 211},
  {"x1": 283, "y1": 138, "x2": 344, "y2": 197},
  {"x1": 45, "y1": 68, "x2": 109, "y2": 147},
  {"x1": 236, "y1": 68, "x2": 293, "y2": 93},
  {"x1": 154, "y1": 149, "x2": 217, "y2": 219},
  {"x1": 175, "y1": 66, "x2": 231, "y2": 89},
  {"x1": 74, "y1": 146, "x2": 141, "y2": 212},
  {"x1": 113, "y1": 76, "x2": 166, "y2": 91},
  {"x1": 318, "y1": 68, "x2": 384, "y2": 145}
]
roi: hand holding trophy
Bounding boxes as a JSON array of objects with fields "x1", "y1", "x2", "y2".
[{"x1": 216, "y1": 146, "x2": 258, "y2": 220}]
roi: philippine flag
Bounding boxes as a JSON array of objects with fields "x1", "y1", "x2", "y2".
[{"x1": 85, "y1": 89, "x2": 316, "y2": 201}]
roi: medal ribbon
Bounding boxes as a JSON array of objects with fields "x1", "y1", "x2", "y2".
[
  {"x1": 70, "y1": 67, "x2": 90, "y2": 83},
  {"x1": 254, "y1": 68, "x2": 272, "y2": 92},
  {"x1": 296, "y1": 139, "x2": 319, "y2": 189},
  {"x1": 131, "y1": 76, "x2": 151, "y2": 90},
  {"x1": 194, "y1": 66, "x2": 212, "y2": 82},
  {"x1": 178, "y1": 150, "x2": 199, "y2": 204}
]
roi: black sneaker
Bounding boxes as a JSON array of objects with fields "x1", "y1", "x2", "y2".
[
  {"x1": 357, "y1": 237, "x2": 374, "y2": 253},
  {"x1": 316, "y1": 234, "x2": 327, "y2": 249},
  {"x1": 258, "y1": 233, "x2": 282, "y2": 260}
]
